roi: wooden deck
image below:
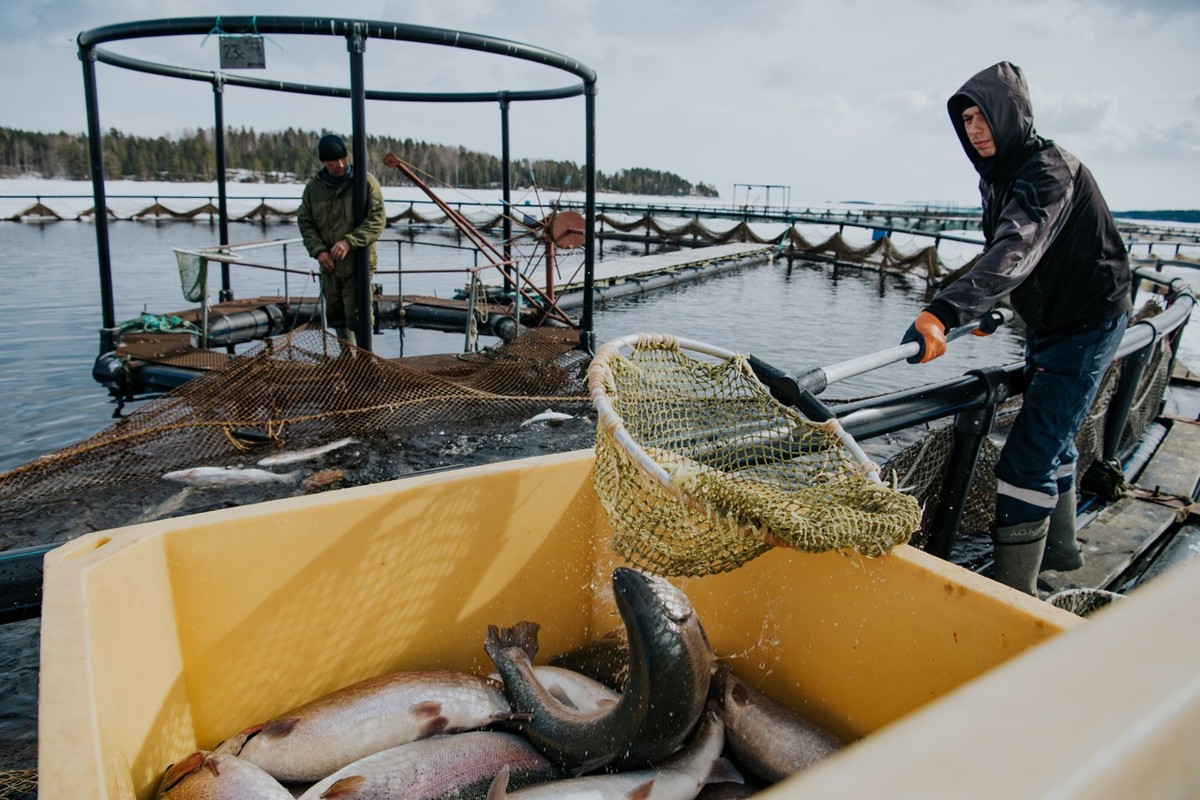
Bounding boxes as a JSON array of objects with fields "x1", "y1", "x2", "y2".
[{"x1": 1042, "y1": 418, "x2": 1200, "y2": 594}]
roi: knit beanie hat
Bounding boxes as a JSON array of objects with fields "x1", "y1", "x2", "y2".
[{"x1": 318, "y1": 134, "x2": 348, "y2": 161}]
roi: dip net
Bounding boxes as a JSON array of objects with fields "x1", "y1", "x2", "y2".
[{"x1": 588, "y1": 333, "x2": 923, "y2": 576}]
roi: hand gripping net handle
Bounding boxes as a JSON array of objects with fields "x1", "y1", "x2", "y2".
[{"x1": 587, "y1": 332, "x2": 922, "y2": 576}]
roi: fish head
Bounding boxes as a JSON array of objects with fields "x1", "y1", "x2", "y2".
[
  {"x1": 611, "y1": 568, "x2": 714, "y2": 678},
  {"x1": 612, "y1": 567, "x2": 695, "y2": 624}
]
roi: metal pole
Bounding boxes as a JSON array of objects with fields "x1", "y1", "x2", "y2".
[
  {"x1": 80, "y1": 44, "x2": 117, "y2": 354},
  {"x1": 212, "y1": 74, "x2": 233, "y2": 300},
  {"x1": 926, "y1": 402, "x2": 997, "y2": 557},
  {"x1": 348, "y1": 24, "x2": 372, "y2": 351},
  {"x1": 579, "y1": 83, "x2": 597, "y2": 353},
  {"x1": 500, "y1": 94, "x2": 513, "y2": 294}
]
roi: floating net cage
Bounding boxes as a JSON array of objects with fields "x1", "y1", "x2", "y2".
[
  {"x1": 0, "y1": 326, "x2": 592, "y2": 537},
  {"x1": 588, "y1": 333, "x2": 923, "y2": 576}
]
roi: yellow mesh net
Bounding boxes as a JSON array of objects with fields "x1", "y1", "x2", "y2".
[{"x1": 589, "y1": 333, "x2": 923, "y2": 576}]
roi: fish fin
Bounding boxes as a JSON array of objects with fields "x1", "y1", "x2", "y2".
[
  {"x1": 212, "y1": 721, "x2": 265, "y2": 755},
  {"x1": 157, "y1": 751, "x2": 207, "y2": 794},
  {"x1": 626, "y1": 777, "x2": 657, "y2": 800},
  {"x1": 595, "y1": 698, "x2": 617, "y2": 709},
  {"x1": 571, "y1": 754, "x2": 614, "y2": 777},
  {"x1": 485, "y1": 765, "x2": 510, "y2": 800},
  {"x1": 548, "y1": 686, "x2": 579, "y2": 709},
  {"x1": 703, "y1": 757, "x2": 745, "y2": 786},
  {"x1": 321, "y1": 775, "x2": 366, "y2": 798},
  {"x1": 261, "y1": 716, "x2": 300, "y2": 738},
  {"x1": 410, "y1": 701, "x2": 449, "y2": 737}
]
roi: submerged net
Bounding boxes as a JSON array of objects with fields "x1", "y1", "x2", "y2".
[
  {"x1": 0, "y1": 771, "x2": 35, "y2": 800},
  {"x1": 0, "y1": 326, "x2": 591, "y2": 528},
  {"x1": 589, "y1": 334, "x2": 922, "y2": 576}
]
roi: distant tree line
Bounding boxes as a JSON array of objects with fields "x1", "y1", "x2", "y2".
[{"x1": 0, "y1": 126, "x2": 720, "y2": 197}]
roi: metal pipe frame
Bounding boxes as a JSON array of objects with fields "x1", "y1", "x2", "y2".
[{"x1": 77, "y1": 15, "x2": 598, "y2": 354}]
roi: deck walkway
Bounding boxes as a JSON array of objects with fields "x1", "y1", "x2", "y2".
[
  {"x1": 1042, "y1": 418, "x2": 1200, "y2": 594},
  {"x1": 484, "y1": 244, "x2": 772, "y2": 297}
]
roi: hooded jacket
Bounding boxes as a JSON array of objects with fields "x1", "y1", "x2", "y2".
[
  {"x1": 297, "y1": 164, "x2": 387, "y2": 277},
  {"x1": 926, "y1": 62, "x2": 1131, "y2": 335}
]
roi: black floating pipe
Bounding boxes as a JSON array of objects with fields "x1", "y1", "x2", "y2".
[
  {"x1": 348, "y1": 24, "x2": 372, "y2": 352},
  {"x1": 0, "y1": 543, "x2": 55, "y2": 624},
  {"x1": 79, "y1": 44, "x2": 117, "y2": 354},
  {"x1": 212, "y1": 74, "x2": 232, "y2": 300}
]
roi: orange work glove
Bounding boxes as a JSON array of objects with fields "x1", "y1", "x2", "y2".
[{"x1": 902, "y1": 311, "x2": 947, "y2": 364}]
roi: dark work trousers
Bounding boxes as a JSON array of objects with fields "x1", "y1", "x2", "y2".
[{"x1": 995, "y1": 312, "x2": 1128, "y2": 527}]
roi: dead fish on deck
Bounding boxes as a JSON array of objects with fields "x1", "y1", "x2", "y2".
[
  {"x1": 715, "y1": 667, "x2": 844, "y2": 783},
  {"x1": 489, "y1": 708, "x2": 741, "y2": 799},
  {"x1": 214, "y1": 670, "x2": 525, "y2": 783},
  {"x1": 257, "y1": 437, "x2": 357, "y2": 466},
  {"x1": 519, "y1": 409, "x2": 573, "y2": 427},
  {"x1": 487, "y1": 665, "x2": 619, "y2": 713},
  {"x1": 295, "y1": 731, "x2": 561, "y2": 800},
  {"x1": 155, "y1": 751, "x2": 292, "y2": 800},
  {"x1": 162, "y1": 466, "x2": 301, "y2": 487},
  {"x1": 485, "y1": 568, "x2": 715, "y2": 773}
]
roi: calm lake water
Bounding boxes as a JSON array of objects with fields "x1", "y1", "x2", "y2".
[
  {"x1": 1, "y1": 184, "x2": 1197, "y2": 774},
  {"x1": 0, "y1": 210, "x2": 1025, "y2": 476}
]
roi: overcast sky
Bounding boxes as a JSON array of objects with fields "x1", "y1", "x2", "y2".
[{"x1": 3, "y1": 0, "x2": 1198, "y2": 210}]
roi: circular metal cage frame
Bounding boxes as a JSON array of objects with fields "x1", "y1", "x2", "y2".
[{"x1": 77, "y1": 15, "x2": 599, "y2": 353}]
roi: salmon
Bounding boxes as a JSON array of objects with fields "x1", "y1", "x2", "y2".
[
  {"x1": 488, "y1": 709, "x2": 742, "y2": 799},
  {"x1": 546, "y1": 629, "x2": 629, "y2": 689},
  {"x1": 715, "y1": 667, "x2": 843, "y2": 782},
  {"x1": 485, "y1": 568, "x2": 715, "y2": 773},
  {"x1": 295, "y1": 731, "x2": 561, "y2": 800},
  {"x1": 155, "y1": 751, "x2": 292, "y2": 800},
  {"x1": 487, "y1": 665, "x2": 619, "y2": 712},
  {"x1": 214, "y1": 670, "x2": 524, "y2": 783}
]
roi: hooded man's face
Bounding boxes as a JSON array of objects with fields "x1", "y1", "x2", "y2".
[{"x1": 961, "y1": 105, "x2": 996, "y2": 158}]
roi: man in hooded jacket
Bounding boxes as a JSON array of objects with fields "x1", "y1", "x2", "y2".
[
  {"x1": 297, "y1": 133, "x2": 387, "y2": 345},
  {"x1": 901, "y1": 62, "x2": 1131, "y2": 594}
]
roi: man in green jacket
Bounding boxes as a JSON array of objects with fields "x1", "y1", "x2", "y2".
[{"x1": 297, "y1": 134, "x2": 387, "y2": 345}]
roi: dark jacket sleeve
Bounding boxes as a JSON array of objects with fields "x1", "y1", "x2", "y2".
[{"x1": 927, "y1": 155, "x2": 1075, "y2": 330}]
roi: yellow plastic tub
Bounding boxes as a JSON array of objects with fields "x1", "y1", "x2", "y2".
[{"x1": 38, "y1": 449, "x2": 1200, "y2": 798}]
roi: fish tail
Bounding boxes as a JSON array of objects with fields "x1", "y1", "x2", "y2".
[{"x1": 485, "y1": 620, "x2": 541, "y2": 661}]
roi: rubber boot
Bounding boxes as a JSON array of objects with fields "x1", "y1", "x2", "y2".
[
  {"x1": 992, "y1": 518, "x2": 1049, "y2": 595},
  {"x1": 335, "y1": 327, "x2": 357, "y2": 347},
  {"x1": 1041, "y1": 490, "x2": 1084, "y2": 572}
]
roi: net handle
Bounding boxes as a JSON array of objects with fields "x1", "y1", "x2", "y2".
[{"x1": 587, "y1": 332, "x2": 883, "y2": 504}]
